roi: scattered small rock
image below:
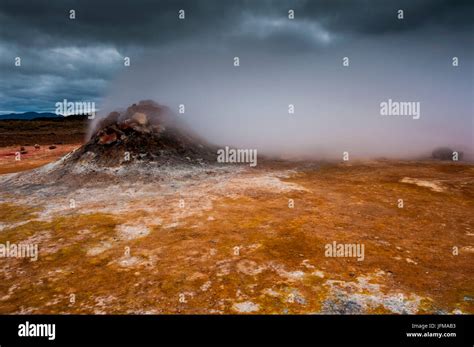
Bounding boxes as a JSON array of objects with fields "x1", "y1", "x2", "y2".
[
  {"x1": 236, "y1": 259, "x2": 266, "y2": 276},
  {"x1": 116, "y1": 224, "x2": 150, "y2": 240},
  {"x1": 200, "y1": 281, "x2": 212, "y2": 292},
  {"x1": 432, "y1": 147, "x2": 463, "y2": 161},
  {"x1": 312, "y1": 270, "x2": 325, "y2": 278},
  {"x1": 232, "y1": 301, "x2": 260, "y2": 313}
]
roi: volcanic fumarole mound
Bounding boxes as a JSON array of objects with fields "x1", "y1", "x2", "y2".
[
  {"x1": 10, "y1": 100, "x2": 221, "y2": 185},
  {"x1": 0, "y1": 100, "x2": 231, "y2": 193},
  {"x1": 71, "y1": 100, "x2": 217, "y2": 168}
]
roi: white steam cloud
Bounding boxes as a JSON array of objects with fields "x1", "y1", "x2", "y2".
[{"x1": 93, "y1": 44, "x2": 473, "y2": 161}]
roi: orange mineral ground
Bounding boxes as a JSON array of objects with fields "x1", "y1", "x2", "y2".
[
  {"x1": 0, "y1": 144, "x2": 80, "y2": 175},
  {"x1": 0, "y1": 149, "x2": 472, "y2": 314}
]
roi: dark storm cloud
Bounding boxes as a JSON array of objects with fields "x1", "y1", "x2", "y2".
[
  {"x1": 0, "y1": 0, "x2": 244, "y2": 48},
  {"x1": 298, "y1": 0, "x2": 474, "y2": 35},
  {"x1": 1, "y1": 0, "x2": 472, "y2": 48},
  {"x1": 0, "y1": 0, "x2": 472, "y2": 112}
]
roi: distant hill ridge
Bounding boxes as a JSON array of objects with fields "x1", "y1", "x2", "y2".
[
  {"x1": 0, "y1": 112, "x2": 89, "y2": 120},
  {"x1": 0, "y1": 112, "x2": 59, "y2": 120}
]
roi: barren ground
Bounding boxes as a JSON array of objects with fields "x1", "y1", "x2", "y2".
[
  {"x1": 0, "y1": 117, "x2": 87, "y2": 147},
  {"x1": 0, "y1": 144, "x2": 472, "y2": 314}
]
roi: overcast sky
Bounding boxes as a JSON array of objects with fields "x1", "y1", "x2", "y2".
[{"x1": 0, "y1": 0, "x2": 472, "y2": 158}]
